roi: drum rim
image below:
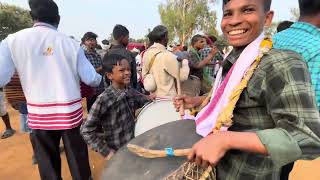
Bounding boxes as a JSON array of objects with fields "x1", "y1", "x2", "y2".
[{"x1": 136, "y1": 98, "x2": 173, "y2": 120}]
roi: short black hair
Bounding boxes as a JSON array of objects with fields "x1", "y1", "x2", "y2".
[
  {"x1": 113, "y1": 24, "x2": 129, "y2": 40},
  {"x1": 103, "y1": 54, "x2": 127, "y2": 73},
  {"x1": 191, "y1": 34, "x2": 204, "y2": 46},
  {"x1": 277, "y1": 21, "x2": 294, "y2": 32},
  {"x1": 182, "y1": 45, "x2": 188, "y2": 51},
  {"x1": 28, "y1": 0, "x2": 59, "y2": 24},
  {"x1": 82, "y1": 32, "x2": 98, "y2": 42},
  {"x1": 148, "y1": 25, "x2": 168, "y2": 43},
  {"x1": 223, "y1": 0, "x2": 272, "y2": 12},
  {"x1": 299, "y1": 0, "x2": 320, "y2": 16}
]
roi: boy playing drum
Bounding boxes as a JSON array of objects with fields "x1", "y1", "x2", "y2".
[{"x1": 174, "y1": 0, "x2": 320, "y2": 179}]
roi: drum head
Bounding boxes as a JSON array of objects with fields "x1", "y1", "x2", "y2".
[
  {"x1": 102, "y1": 120, "x2": 201, "y2": 180},
  {"x1": 135, "y1": 100, "x2": 181, "y2": 137}
]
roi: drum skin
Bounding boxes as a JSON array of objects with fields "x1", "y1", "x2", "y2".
[
  {"x1": 101, "y1": 120, "x2": 202, "y2": 180},
  {"x1": 135, "y1": 100, "x2": 182, "y2": 137}
]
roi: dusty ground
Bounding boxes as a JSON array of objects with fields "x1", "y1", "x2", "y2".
[{"x1": 0, "y1": 104, "x2": 320, "y2": 180}]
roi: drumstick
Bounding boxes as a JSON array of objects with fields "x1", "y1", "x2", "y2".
[
  {"x1": 127, "y1": 144, "x2": 191, "y2": 158},
  {"x1": 128, "y1": 144, "x2": 215, "y2": 180},
  {"x1": 176, "y1": 66, "x2": 185, "y2": 118}
]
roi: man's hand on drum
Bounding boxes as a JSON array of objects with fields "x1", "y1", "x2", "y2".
[
  {"x1": 173, "y1": 96, "x2": 205, "y2": 110},
  {"x1": 188, "y1": 132, "x2": 230, "y2": 168}
]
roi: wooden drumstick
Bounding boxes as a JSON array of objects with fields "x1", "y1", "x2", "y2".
[
  {"x1": 127, "y1": 144, "x2": 215, "y2": 180},
  {"x1": 127, "y1": 144, "x2": 191, "y2": 158},
  {"x1": 176, "y1": 66, "x2": 185, "y2": 118}
]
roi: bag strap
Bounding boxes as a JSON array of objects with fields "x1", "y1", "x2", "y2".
[{"x1": 147, "y1": 51, "x2": 162, "y2": 74}]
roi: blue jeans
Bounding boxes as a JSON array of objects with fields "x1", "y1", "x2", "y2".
[{"x1": 20, "y1": 113, "x2": 31, "y2": 133}]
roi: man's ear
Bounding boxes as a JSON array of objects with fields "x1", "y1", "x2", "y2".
[
  {"x1": 264, "y1": 10, "x2": 274, "y2": 27},
  {"x1": 106, "y1": 72, "x2": 113, "y2": 81}
]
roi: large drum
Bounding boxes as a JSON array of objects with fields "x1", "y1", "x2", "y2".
[
  {"x1": 135, "y1": 99, "x2": 188, "y2": 137},
  {"x1": 4, "y1": 73, "x2": 26, "y2": 105},
  {"x1": 102, "y1": 120, "x2": 216, "y2": 180}
]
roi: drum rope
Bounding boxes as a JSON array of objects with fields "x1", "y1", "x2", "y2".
[{"x1": 127, "y1": 144, "x2": 213, "y2": 180}]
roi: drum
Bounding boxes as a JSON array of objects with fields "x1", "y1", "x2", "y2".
[
  {"x1": 181, "y1": 75, "x2": 201, "y2": 97},
  {"x1": 4, "y1": 73, "x2": 26, "y2": 105},
  {"x1": 102, "y1": 120, "x2": 216, "y2": 180},
  {"x1": 135, "y1": 99, "x2": 187, "y2": 137}
]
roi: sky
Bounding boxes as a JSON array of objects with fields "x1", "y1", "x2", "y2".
[{"x1": 1, "y1": 0, "x2": 299, "y2": 42}]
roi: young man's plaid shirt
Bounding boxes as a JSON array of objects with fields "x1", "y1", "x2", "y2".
[{"x1": 216, "y1": 48, "x2": 320, "y2": 180}]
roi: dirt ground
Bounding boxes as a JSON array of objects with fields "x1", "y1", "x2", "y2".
[{"x1": 1, "y1": 104, "x2": 320, "y2": 180}]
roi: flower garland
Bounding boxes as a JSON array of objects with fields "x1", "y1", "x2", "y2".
[{"x1": 213, "y1": 38, "x2": 273, "y2": 132}]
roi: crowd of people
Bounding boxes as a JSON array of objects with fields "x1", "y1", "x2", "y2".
[{"x1": 0, "y1": 0, "x2": 319, "y2": 180}]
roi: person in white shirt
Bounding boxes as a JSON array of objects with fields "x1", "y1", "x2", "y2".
[{"x1": 0, "y1": 0, "x2": 101, "y2": 179}]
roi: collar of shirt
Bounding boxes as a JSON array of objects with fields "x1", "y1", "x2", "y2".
[
  {"x1": 292, "y1": 22, "x2": 320, "y2": 37},
  {"x1": 151, "y1": 43, "x2": 167, "y2": 51},
  {"x1": 33, "y1": 22, "x2": 57, "y2": 30},
  {"x1": 189, "y1": 47, "x2": 201, "y2": 60},
  {"x1": 111, "y1": 44, "x2": 126, "y2": 49},
  {"x1": 107, "y1": 85, "x2": 130, "y2": 101},
  {"x1": 222, "y1": 47, "x2": 244, "y2": 75}
]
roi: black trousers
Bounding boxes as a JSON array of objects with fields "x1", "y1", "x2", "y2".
[{"x1": 31, "y1": 126, "x2": 91, "y2": 180}]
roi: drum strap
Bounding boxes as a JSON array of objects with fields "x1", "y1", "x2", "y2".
[{"x1": 147, "y1": 51, "x2": 162, "y2": 74}]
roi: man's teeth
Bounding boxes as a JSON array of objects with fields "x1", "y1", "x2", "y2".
[{"x1": 229, "y1": 30, "x2": 246, "y2": 35}]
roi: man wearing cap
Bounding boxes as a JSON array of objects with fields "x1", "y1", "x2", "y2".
[
  {"x1": 0, "y1": 0, "x2": 101, "y2": 179},
  {"x1": 81, "y1": 32, "x2": 104, "y2": 112}
]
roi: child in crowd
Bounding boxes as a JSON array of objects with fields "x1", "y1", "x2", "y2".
[{"x1": 81, "y1": 54, "x2": 152, "y2": 159}]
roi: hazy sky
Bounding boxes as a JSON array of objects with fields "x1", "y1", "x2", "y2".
[{"x1": 2, "y1": 0, "x2": 299, "y2": 42}]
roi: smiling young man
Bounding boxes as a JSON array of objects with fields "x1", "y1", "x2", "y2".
[{"x1": 174, "y1": 0, "x2": 320, "y2": 179}]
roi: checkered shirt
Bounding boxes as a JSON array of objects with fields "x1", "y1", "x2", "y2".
[
  {"x1": 80, "y1": 86, "x2": 150, "y2": 156},
  {"x1": 83, "y1": 47, "x2": 105, "y2": 94},
  {"x1": 273, "y1": 22, "x2": 320, "y2": 109},
  {"x1": 216, "y1": 48, "x2": 320, "y2": 180}
]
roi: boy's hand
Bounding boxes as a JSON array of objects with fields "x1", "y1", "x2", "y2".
[
  {"x1": 209, "y1": 46, "x2": 219, "y2": 56},
  {"x1": 105, "y1": 151, "x2": 115, "y2": 161},
  {"x1": 188, "y1": 132, "x2": 230, "y2": 168}
]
